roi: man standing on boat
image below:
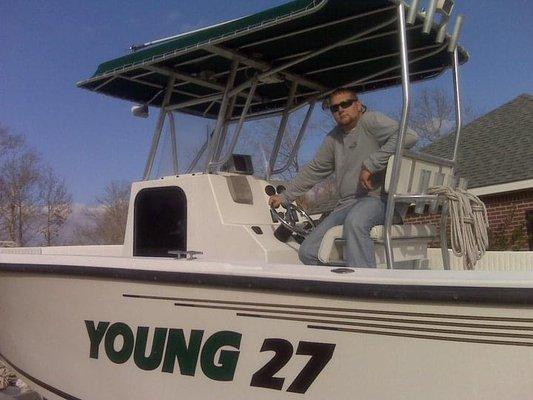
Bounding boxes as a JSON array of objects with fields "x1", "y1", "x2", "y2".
[{"x1": 269, "y1": 88, "x2": 418, "y2": 268}]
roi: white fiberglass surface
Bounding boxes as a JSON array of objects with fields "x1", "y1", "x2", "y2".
[{"x1": 1, "y1": 252, "x2": 533, "y2": 289}]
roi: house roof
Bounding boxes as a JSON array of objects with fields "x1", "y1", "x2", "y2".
[{"x1": 423, "y1": 94, "x2": 533, "y2": 190}]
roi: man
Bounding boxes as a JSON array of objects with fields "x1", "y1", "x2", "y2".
[{"x1": 269, "y1": 88, "x2": 418, "y2": 268}]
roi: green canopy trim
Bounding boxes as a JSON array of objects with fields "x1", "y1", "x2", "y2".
[
  {"x1": 78, "y1": 0, "x2": 469, "y2": 120},
  {"x1": 92, "y1": 0, "x2": 324, "y2": 77}
]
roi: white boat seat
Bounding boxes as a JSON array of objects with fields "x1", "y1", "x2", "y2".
[
  {"x1": 318, "y1": 224, "x2": 437, "y2": 266},
  {"x1": 370, "y1": 224, "x2": 437, "y2": 241},
  {"x1": 314, "y1": 151, "x2": 461, "y2": 268}
]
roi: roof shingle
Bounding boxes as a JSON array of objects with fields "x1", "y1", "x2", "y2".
[{"x1": 423, "y1": 94, "x2": 533, "y2": 188}]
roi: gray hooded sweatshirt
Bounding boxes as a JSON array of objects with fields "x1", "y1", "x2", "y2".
[{"x1": 279, "y1": 111, "x2": 418, "y2": 210}]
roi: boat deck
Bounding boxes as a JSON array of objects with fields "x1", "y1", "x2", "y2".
[{"x1": 0, "y1": 249, "x2": 531, "y2": 278}]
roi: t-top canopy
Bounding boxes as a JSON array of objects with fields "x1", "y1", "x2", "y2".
[{"x1": 78, "y1": 0, "x2": 468, "y2": 120}]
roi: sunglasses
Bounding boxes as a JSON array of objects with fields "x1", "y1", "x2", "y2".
[{"x1": 329, "y1": 98, "x2": 358, "y2": 113}]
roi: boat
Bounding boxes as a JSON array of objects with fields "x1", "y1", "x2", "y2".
[{"x1": 1, "y1": 1, "x2": 532, "y2": 399}]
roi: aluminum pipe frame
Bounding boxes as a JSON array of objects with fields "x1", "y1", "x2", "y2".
[
  {"x1": 168, "y1": 112, "x2": 179, "y2": 175},
  {"x1": 267, "y1": 81, "x2": 298, "y2": 179},
  {"x1": 208, "y1": 78, "x2": 259, "y2": 170},
  {"x1": 383, "y1": 3, "x2": 411, "y2": 269},
  {"x1": 383, "y1": 3, "x2": 465, "y2": 269},
  {"x1": 439, "y1": 48, "x2": 464, "y2": 270},
  {"x1": 205, "y1": 59, "x2": 240, "y2": 173},
  {"x1": 144, "y1": 75, "x2": 176, "y2": 180},
  {"x1": 271, "y1": 101, "x2": 316, "y2": 176}
]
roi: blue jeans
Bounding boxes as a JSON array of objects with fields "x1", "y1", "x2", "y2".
[{"x1": 298, "y1": 196, "x2": 386, "y2": 268}]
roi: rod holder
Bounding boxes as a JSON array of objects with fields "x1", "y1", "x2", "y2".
[
  {"x1": 406, "y1": 0, "x2": 420, "y2": 25},
  {"x1": 436, "y1": 22, "x2": 448, "y2": 43},
  {"x1": 448, "y1": 15, "x2": 464, "y2": 52},
  {"x1": 422, "y1": 0, "x2": 438, "y2": 34}
]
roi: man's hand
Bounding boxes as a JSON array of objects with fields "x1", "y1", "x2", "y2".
[
  {"x1": 269, "y1": 194, "x2": 283, "y2": 208},
  {"x1": 359, "y1": 167, "x2": 373, "y2": 190}
]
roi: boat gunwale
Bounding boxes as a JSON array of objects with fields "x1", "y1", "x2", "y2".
[{"x1": 2, "y1": 261, "x2": 533, "y2": 306}]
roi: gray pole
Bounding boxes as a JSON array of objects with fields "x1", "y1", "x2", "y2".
[
  {"x1": 451, "y1": 48, "x2": 463, "y2": 163},
  {"x1": 383, "y1": 3, "x2": 411, "y2": 269},
  {"x1": 267, "y1": 81, "x2": 298, "y2": 179},
  {"x1": 168, "y1": 112, "x2": 179, "y2": 174},
  {"x1": 272, "y1": 101, "x2": 316, "y2": 176},
  {"x1": 209, "y1": 78, "x2": 259, "y2": 169},
  {"x1": 205, "y1": 59, "x2": 239, "y2": 172},
  {"x1": 440, "y1": 48, "x2": 463, "y2": 270},
  {"x1": 143, "y1": 75, "x2": 176, "y2": 180}
]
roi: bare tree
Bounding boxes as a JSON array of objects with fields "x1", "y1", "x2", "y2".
[
  {"x1": 0, "y1": 151, "x2": 41, "y2": 246},
  {"x1": 404, "y1": 88, "x2": 474, "y2": 147},
  {"x1": 0, "y1": 124, "x2": 74, "y2": 247},
  {"x1": 0, "y1": 124, "x2": 23, "y2": 158},
  {"x1": 180, "y1": 124, "x2": 212, "y2": 174},
  {"x1": 259, "y1": 119, "x2": 301, "y2": 179},
  {"x1": 410, "y1": 88, "x2": 453, "y2": 145},
  {"x1": 39, "y1": 168, "x2": 73, "y2": 246},
  {"x1": 73, "y1": 181, "x2": 130, "y2": 245},
  {"x1": 239, "y1": 116, "x2": 320, "y2": 180}
]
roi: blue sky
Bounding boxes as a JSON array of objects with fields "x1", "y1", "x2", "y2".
[{"x1": 1, "y1": 0, "x2": 532, "y2": 204}]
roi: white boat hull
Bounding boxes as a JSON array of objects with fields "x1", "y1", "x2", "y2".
[{"x1": 1, "y1": 259, "x2": 533, "y2": 399}]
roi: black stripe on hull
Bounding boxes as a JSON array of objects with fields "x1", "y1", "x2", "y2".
[
  {"x1": 123, "y1": 294, "x2": 533, "y2": 322},
  {"x1": 237, "y1": 313, "x2": 533, "y2": 346},
  {"x1": 169, "y1": 301, "x2": 533, "y2": 331},
  {"x1": 122, "y1": 294, "x2": 533, "y2": 346},
  {"x1": 308, "y1": 325, "x2": 533, "y2": 347},
  {"x1": 1, "y1": 262, "x2": 533, "y2": 305}
]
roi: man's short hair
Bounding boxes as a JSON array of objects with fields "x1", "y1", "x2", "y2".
[
  {"x1": 322, "y1": 87, "x2": 359, "y2": 110},
  {"x1": 329, "y1": 88, "x2": 358, "y2": 102}
]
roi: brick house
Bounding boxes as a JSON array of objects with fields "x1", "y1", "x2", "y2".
[{"x1": 406, "y1": 94, "x2": 533, "y2": 250}]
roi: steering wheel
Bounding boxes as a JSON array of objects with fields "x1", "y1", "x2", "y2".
[{"x1": 270, "y1": 203, "x2": 316, "y2": 237}]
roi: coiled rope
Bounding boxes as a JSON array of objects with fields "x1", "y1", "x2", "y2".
[
  {"x1": 0, "y1": 364, "x2": 17, "y2": 390},
  {"x1": 428, "y1": 186, "x2": 489, "y2": 269}
]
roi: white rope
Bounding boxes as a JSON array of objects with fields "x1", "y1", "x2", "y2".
[
  {"x1": 0, "y1": 364, "x2": 17, "y2": 390},
  {"x1": 429, "y1": 186, "x2": 489, "y2": 269}
]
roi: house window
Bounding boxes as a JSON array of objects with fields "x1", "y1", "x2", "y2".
[
  {"x1": 134, "y1": 186, "x2": 187, "y2": 257},
  {"x1": 527, "y1": 210, "x2": 533, "y2": 251}
]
